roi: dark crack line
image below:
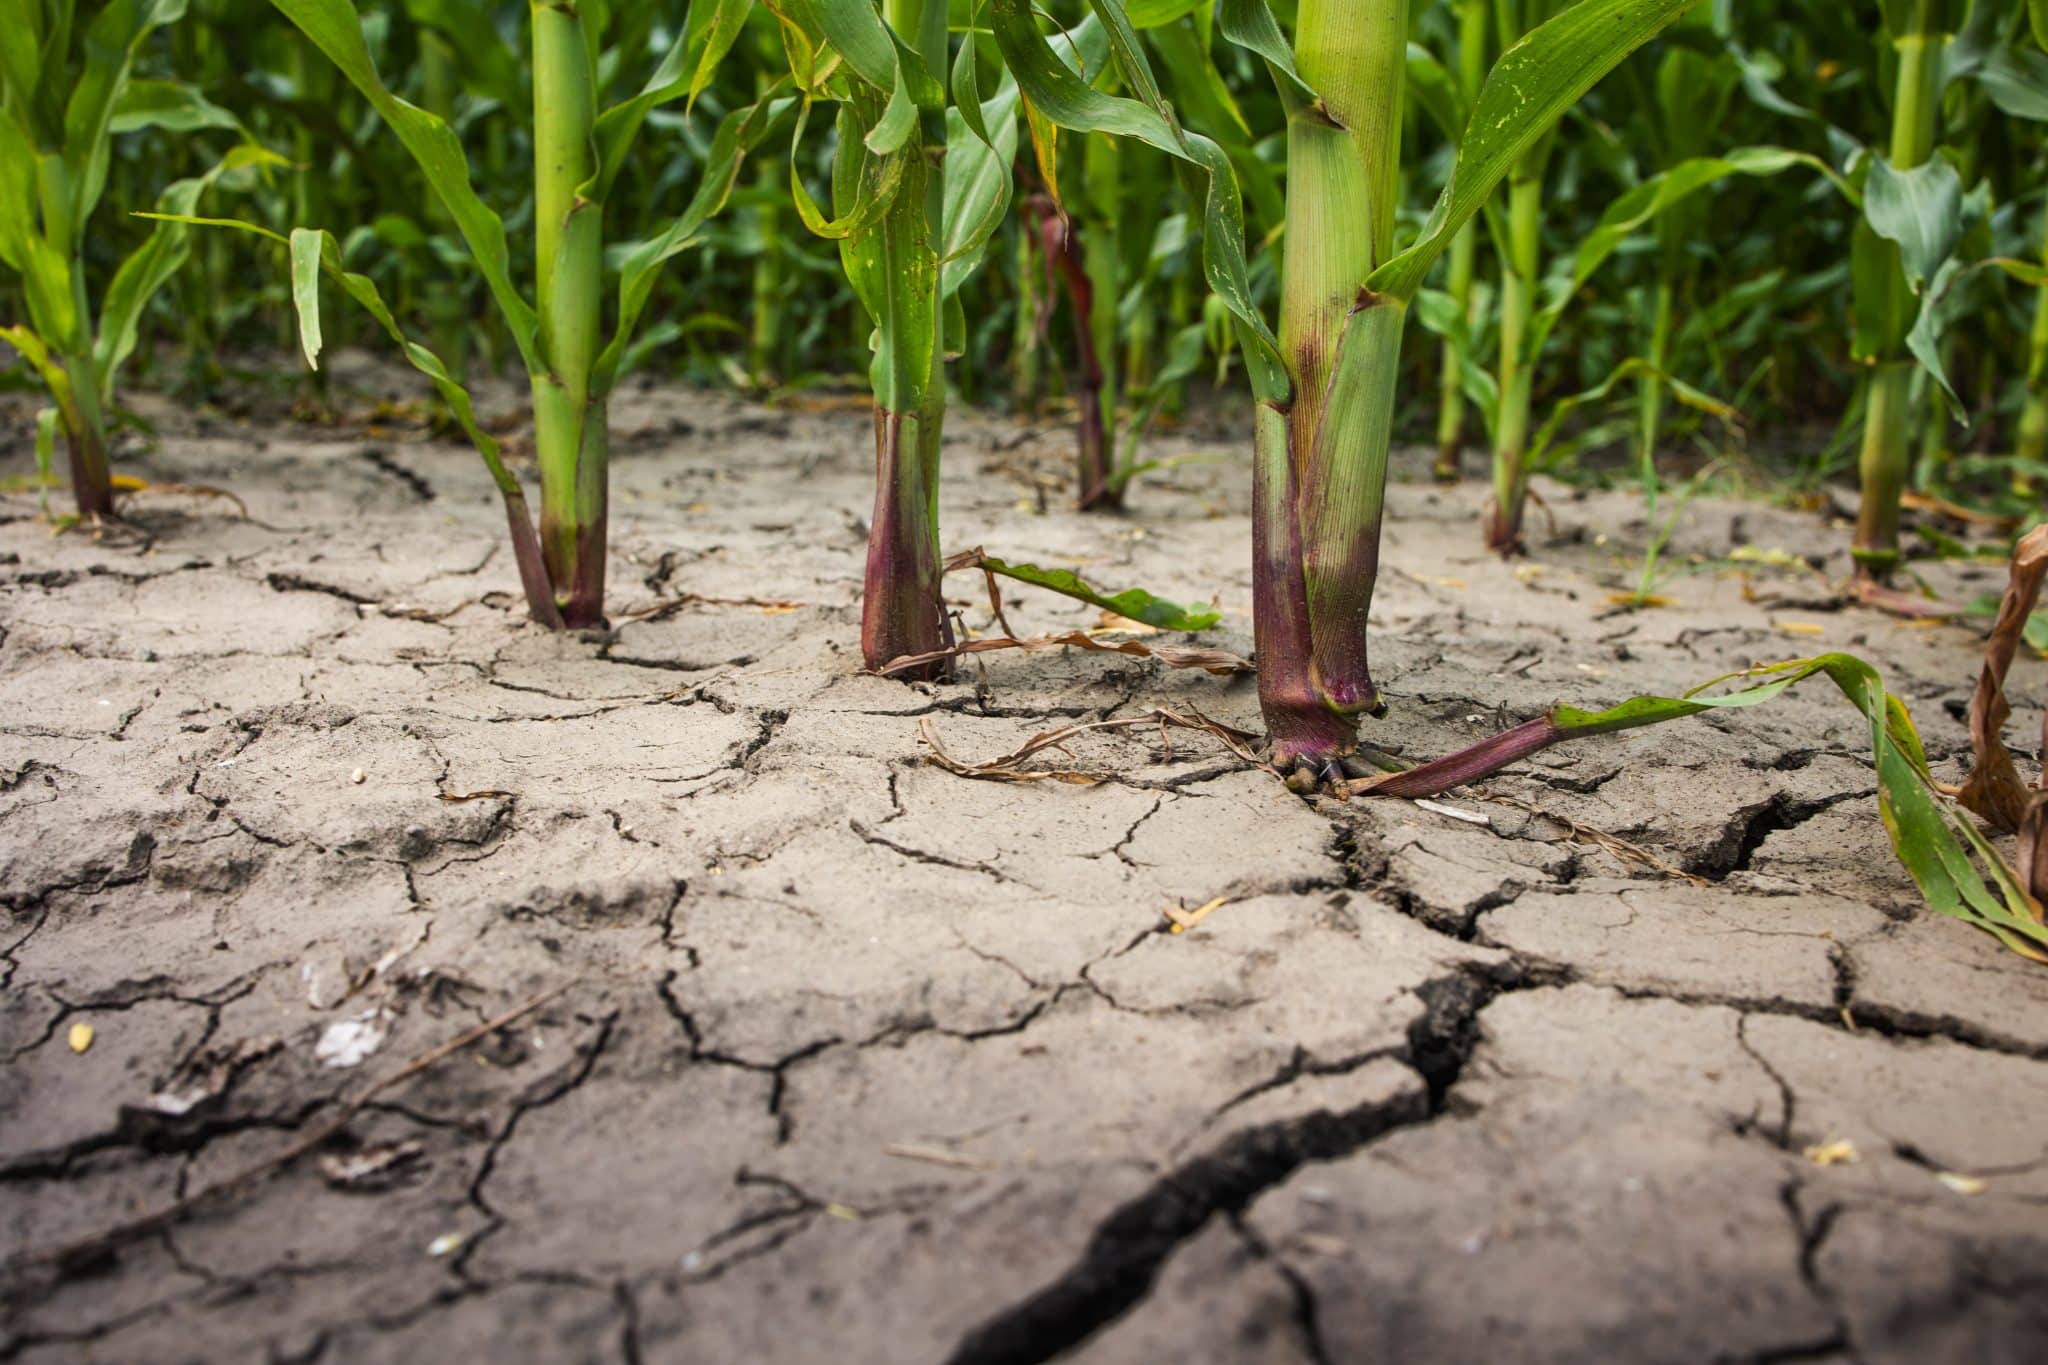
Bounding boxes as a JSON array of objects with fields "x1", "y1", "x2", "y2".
[
  {"x1": 936, "y1": 965, "x2": 1510, "y2": 1365},
  {"x1": 457, "y1": 1012, "x2": 620, "y2": 1279}
]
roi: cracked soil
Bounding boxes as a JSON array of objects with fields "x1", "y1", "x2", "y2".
[{"x1": 2, "y1": 359, "x2": 2046, "y2": 1363}]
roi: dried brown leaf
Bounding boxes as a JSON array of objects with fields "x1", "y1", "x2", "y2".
[{"x1": 1957, "y1": 527, "x2": 2048, "y2": 841}]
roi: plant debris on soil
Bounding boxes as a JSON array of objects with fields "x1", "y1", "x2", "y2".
[{"x1": 2, "y1": 365, "x2": 2046, "y2": 1363}]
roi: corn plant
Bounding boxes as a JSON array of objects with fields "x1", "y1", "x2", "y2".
[
  {"x1": 1845, "y1": 0, "x2": 1964, "y2": 597},
  {"x1": 1474, "y1": 0, "x2": 1567, "y2": 552},
  {"x1": 1427, "y1": 0, "x2": 1487, "y2": 482},
  {"x1": 983, "y1": 0, "x2": 1694, "y2": 770},
  {"x1": 0, "y1": 0, "x2": 272, "y2": 520},
  {"x1": 770, "y1": 0, "x2": 1020, "y2": 674},
  {"x1": 164, "y1": 0, "x2": 780, "y2": 628},
  {"x1": 1023, "y1": 9, "x2": 1240, "y2": 512},
  {"x1": 1248, "y1": 1, "x2": 1705, "y2": 773}
]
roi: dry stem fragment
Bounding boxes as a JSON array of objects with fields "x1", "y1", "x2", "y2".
[
  {"x1": 881, "y1": 631, "x2": 1251, "y2": 679},
  {"x1": 10, "y1": 985, "x2": 569, "y2": 1273},
  {"x1": 1164, "y1": 896, "x2": 1229, "y2": 934},
  {"x1": 919, "y1": 709, "x2": 1268, "y2": 785}
]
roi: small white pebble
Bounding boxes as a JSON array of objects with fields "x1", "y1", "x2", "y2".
[
  {"x1": 350, "y1": 768, "x2": 366, "y2": 785},
  {"x1": 96, "y1": 698, "x2": 112, "y2": 707},
  {"x1": 681, "y1": 1251, "x2": 704, "y2": 1272},
  {"x1": 427, "y1": 1232, "x2": 464, "y2": 1257}
]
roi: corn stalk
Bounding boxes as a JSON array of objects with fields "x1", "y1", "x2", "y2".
[
  {"x1": 984, "y1": 0, "x2": 1694, "y2": 774},
  {"x1": 777, "y1": 0, "x2": 1019, "y2": 674},
  {"x1": 176, "y1": 0, "x2": 778, "y2": 629},
  {"x1": 1851, "y1": 0, "x2": 1959, "y2": 587},
  {"x1": 1432, "y1": 0, "x2": 1487, "y2": 481},
  {"x1": 1480, "y1": 0, "x2": 1563, "y2": 552},
  {"x1": 0, "y1": 0, "x2": 268, "y2": 520}
]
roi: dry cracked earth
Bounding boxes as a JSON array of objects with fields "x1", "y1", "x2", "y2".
[{"x1": 2, "y1": 359, "x2": 2046, "y2": 1363}]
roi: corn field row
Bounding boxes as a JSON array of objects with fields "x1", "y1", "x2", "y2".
[{"x1": 4, "y1": 1, "x2": 2046, "y2": 955}]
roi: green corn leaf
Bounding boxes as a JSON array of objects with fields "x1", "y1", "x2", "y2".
[
  {"x1": 271, "y1": 0, "x2": 540, "y2": 375},
  {"x1": 1142, "y1": 20, "x2": 1281, "y2": 231},
  {"x1": 1722, "y1": 36, "x2": 1824, "y2": 125},
  {"x1": 593, "y1": 94, "x2": 791, "y2": 394},
  {"x1": 1367, "y1": 0, "x2": 1698, "y2": 302},
  {"x1": 0, "y1": 324, "x2": 62, "y2": 394},
  {"x1": 97, "y1": 143, "x2": 289, "y2": 397},
  {"x1": 1405, "y1": 42, "x2": 1466, "y2": 143},
  {"x1": 1904, "y1": 255, "x2": 1973, "y2": 414},
  {"x1": 589, "y1": 1, "x2": 765, "y2": 194},
  {"x1": 787, "y1": 0, "x2": 902, "y2": 94},
  {"x1": 1356, "y1": 654, "x2": 2045, "y2": 963},
  {"x1": 587, "y1": 18, "x2": 709, "y2": 201},
  {"x1": 977, "y1": 557, "x2": 1221, "y2": 632},
  {"x1": 1413, "y1": 288, "x2": 1502, "y2": 431},
  {"x1": 1125, "y1": 0, "x2": 1207, "y2": 26},
  {"x1": 1217, "y1": 0, "x2": 1316, "y2": 106},
  {"x1": 288, "y1": 228, "x2": 324, "y2": 369},
  {"x1": 989, "y1": 0, "x2": 1286, "y2": 400},
  {"x1": 0, "y1": 110, "x2": 38, "y2": 271},
  {"x1": 865, "y1": 66, "x2": 920, "y2": 155},
  {"x1": 108, "y1": 79, "x2": 246, "y2": 135},
  {"x1": 1111, "y1": 319, "x2": 1211, "y2": 487},
  {"x1": 682, "y1": 0, "x2": 756, "y2": 112},
  {"x1": 0, "y1": 11, "x2": 44, "y2": 136},
  {"x1": 1525, "y1": 356, "x2": 1735, "y2": 471},
  {"x1": 64, "y1": 0, "x2": 189, "y2": 231},
  {"x1": 950, "y1": 9, "x2": 992, "y2": 143},
  {"x1": 14, "y1": 204, "x2": 85, "y2": 354},
  {"x1": 399, "y1": 0, "x2": 523, "y2": 109},
  {"x1": 1979, "y1": 256, "x2": 2048, "y2": 288},
  {"x1": 788, "y1": 98, "x2": 907, "y2": 241},
  {"x1": 1850, "y1": 219, "x2": 1913, "y2": 364},
  {"x1": 2033, "y1": 0, "x2": 2048, "y2": 49},
  {"x1": 141, "y1": 213, "x2": 525, "y2": 504},
  {"x1": 789, "y1": 0, "x2": 940, "y2": 155},
  {"x1": 939, "y1": 70, "x2": 1020, "y2": 298},
  {"x1": 1862, "y1": 154, "x2": 1964, "y2": 293},
  {"x1": 1974, "y1": 45, "x2": 2048, "y2": 121},
  {"x1": 1525, "y1": 146, "x2": 1836, "y2": 357}
]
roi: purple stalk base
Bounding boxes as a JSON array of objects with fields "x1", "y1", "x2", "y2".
[
  {"x1": 862, "y1": 409, "x2": 953, "y2": 681},
  {"x1": 1034, "y1": 200, "x2": 1118, "y2": 512},
  {"x1": 538, "y1": 507, "x2": 608, "y2": 630},
  {"x1": 558, "y1": 519, "x2": 608, "y2": 630},
  {"x1": 65, "y1": 421, "x2": 114, "y2": 522},
  {"x1": 1253, "y1": 406, "x2": 1373, "y2": 776},
  {"x1": 502, "y1": 491, "x2": 567, "y2": 631},
  {"x1": 1482, "y1": 496, "x2": 1523, "y2": 556}
]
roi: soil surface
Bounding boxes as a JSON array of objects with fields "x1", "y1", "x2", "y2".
[{"x1": 3, "y1": 360, "x2": 2046, "y2": 1364}]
